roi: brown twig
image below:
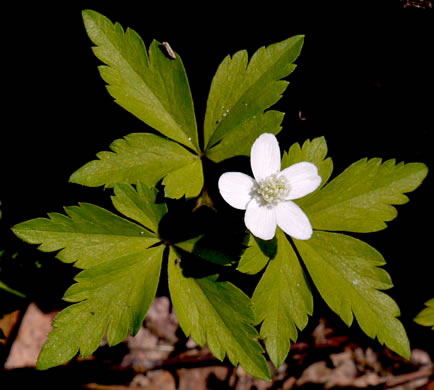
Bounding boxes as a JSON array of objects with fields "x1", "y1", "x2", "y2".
[{"x1": 385, "y1": 367, "x2": 434, "y2": 388}]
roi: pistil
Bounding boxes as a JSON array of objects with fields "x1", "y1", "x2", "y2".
[{"x1": 256, "y1": 173, "x2": 290, "y2": 206}]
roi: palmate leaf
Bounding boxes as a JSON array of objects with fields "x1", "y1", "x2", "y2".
[
  {"x1": 168, "y1": 248, "x2": 271, "y2": 381},
  {"x1": 12, "y1": 202, "x2": 159, "y2": 269},
  {"x1": 252, "y1": 229, "x2": 312, "y2": 369},
  {"x1": 281, "y1": 136, "x2": 333, "y2": 196},
  {"x1": 237, "y1": 233, "x2": 276, "y2": 275},
  {"x1": 111, "y1": 182, "x2": 167, "y2": 234},
  {"x1": 414, "y1": 298, "x2": 434, "y2": 330},
  {"x1": 206, "y1": 110, "x2": 284, "y2": 163},
  {"x1": 13, "y1": 183, "x2": 168, "y2": 369},
  {"x1": 70, "y1": 133, "x2": 203, "y2": 199},
  {"x1": 161, "y1": 158, "x2": 203, "y2": 199},
  {"x1": 302, "y1": 158, "x2": 428, "y2": 232},
  {"x1": 295, "y1": 231, "x2": 411, "y2": 358},
  {"x1": 82, "y1": 10, "x2": 199, "y2": 152},
  {"x1": 204, "y1": 35, "x2": 303, "y2": 156},
  {"x1": 37, "y1": 246, "x2": 165, "y2": 369}
]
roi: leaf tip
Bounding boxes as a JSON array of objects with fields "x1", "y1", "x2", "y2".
[
  {"x1": 35, "y1": 357, "x2": 50, "y2": 371},
  {"x1": 35, "y1": 343, "x2": 66, "y2": 371},
  {"x1": 10, "y1": 222, "x2": 28, "y2": 241},
  {"x1": 68, "y1": 170, "x2": 86, "y2": 186},
  {"x1": 81, "y1": 9, "x2": 97, "y2": 25},
  {"x1": 418, "y1": 162, "x2": 429, "y2": 179},
  {"x1": 82, "y1": 8, "x2": 101, "y2": 19},
  {"x1": 391, "y1": 335, "x2": 412, "y2": 361}
]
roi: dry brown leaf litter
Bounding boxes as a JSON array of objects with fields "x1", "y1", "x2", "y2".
[{"x1": 1, "y1": 298, "x2": 433, "y2": 389}]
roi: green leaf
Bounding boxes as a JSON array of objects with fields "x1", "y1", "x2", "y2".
[
  {"x1": 12, "y1": 203, "x2": 159, "y2": 269},
  {"x1": 303, "y1": 158, "x2": 428, "y2": 232},
  {"x1": 168, "y1": 248, "x2": 271, "y2": 380},
  {"x1": 237, "y1": 233, "x2": 276, "y2": 275},
  {"x1": 281, "y1": 137, "x2": 333, "y2": 197},
  {"x1": 69, "y1": 133, "x2": 203, "y2": 199},
  {"x1": 414, "y1": 298, "x2": 434, "y2": 330},
  {"x1": 206, "y1": 111, "x2": 283, "y2": 163},
  {"x1": 253, "y1": 229, "x2": 313, "y2": 368},
  {"x1": 37, "y1": 245, "x2": 164, "y2": 370},
  {"x1": 82, "y1": 10, "x2": 199, "y2": 152},
  {"x1": 111, "y1": 182, "x2": 167, "y2": 234},
  {"x1": 294, "y1": 231, "x2": 411, "y2": 358},
  {"x1": 161, "y1": 158, "x2": 204, "y2": 199},
  {"x1": 204, "y1": 36, "x2": 303, "y2": 151}
]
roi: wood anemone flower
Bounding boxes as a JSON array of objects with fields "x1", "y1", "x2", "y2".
[{"x1": 218, "y1": 133, "x2": 321, "y2": 240}]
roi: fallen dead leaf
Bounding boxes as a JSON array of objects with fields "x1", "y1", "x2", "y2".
[
  {"x1": 327, "y1": 350, "x2": 359, "y2": 388},
  {"x1": 2, "y1": 304, "x2": 433, "y2": 390},
  {"x1": 122, "y1": 326, "x2": 174, "y2": 372},
  {"x1": 352, "y1": 372, "x2": 389, "y2": 388},
  {"x1": 385, "y1": 367, "x2": 434, "y2": 389},
  {"x1": 131, "y1": 370, "x2": 176, "y2": 390},
  {"x1": 176, "y1": 365, "x2": 229, "y2": 390},
  {"x1": 296, "y1": 361, "x2": 332, "y2": 386},
  {"x1": 232, "y1": 365, "x2": 273, "y2": 390},
  {"x1": 4, "y1": 303, "x2": 56, "y2": 369},
  {"x1": 145, "y1": 296, "x2": 179, "y2": 344},
  {"x1": 282, "y1": 376, "x2": 296, "y2": 390},
  {"x1": 0, "y1": 310, "x2": 20, "y2": 345}
]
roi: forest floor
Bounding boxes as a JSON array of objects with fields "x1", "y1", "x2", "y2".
[{"x1": 1, "y1": 298, "x2": 433, "y2": 390}]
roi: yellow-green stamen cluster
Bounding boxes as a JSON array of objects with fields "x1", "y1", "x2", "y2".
[{"x1": 256, "y1": 173, "x2": 290, "y2": 206}]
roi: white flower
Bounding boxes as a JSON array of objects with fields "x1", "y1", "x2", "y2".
[{"x1": 218, "y1": 133, "x2": 321, "y2": 240}]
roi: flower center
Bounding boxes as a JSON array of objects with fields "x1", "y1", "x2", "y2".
[{"x1": 256, "y1": 173, "x2": 290, "y2": 206}]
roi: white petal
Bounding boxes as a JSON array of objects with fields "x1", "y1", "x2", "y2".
[
  {"x1": 218, "y1": 172, "x2": 256, "y2": 210},
  {"x1": 245, "y1": 198, "x2": 277, "y2": 240},
  {"x1": 279, "y1": 162, "x2": 322, "y2": 200},
  {"x1": 275, "y1": 201, "x2": 313, "y2": 240},
  {"x1": 250, "y1": 133, "x2": 281, "y2": 182}
]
